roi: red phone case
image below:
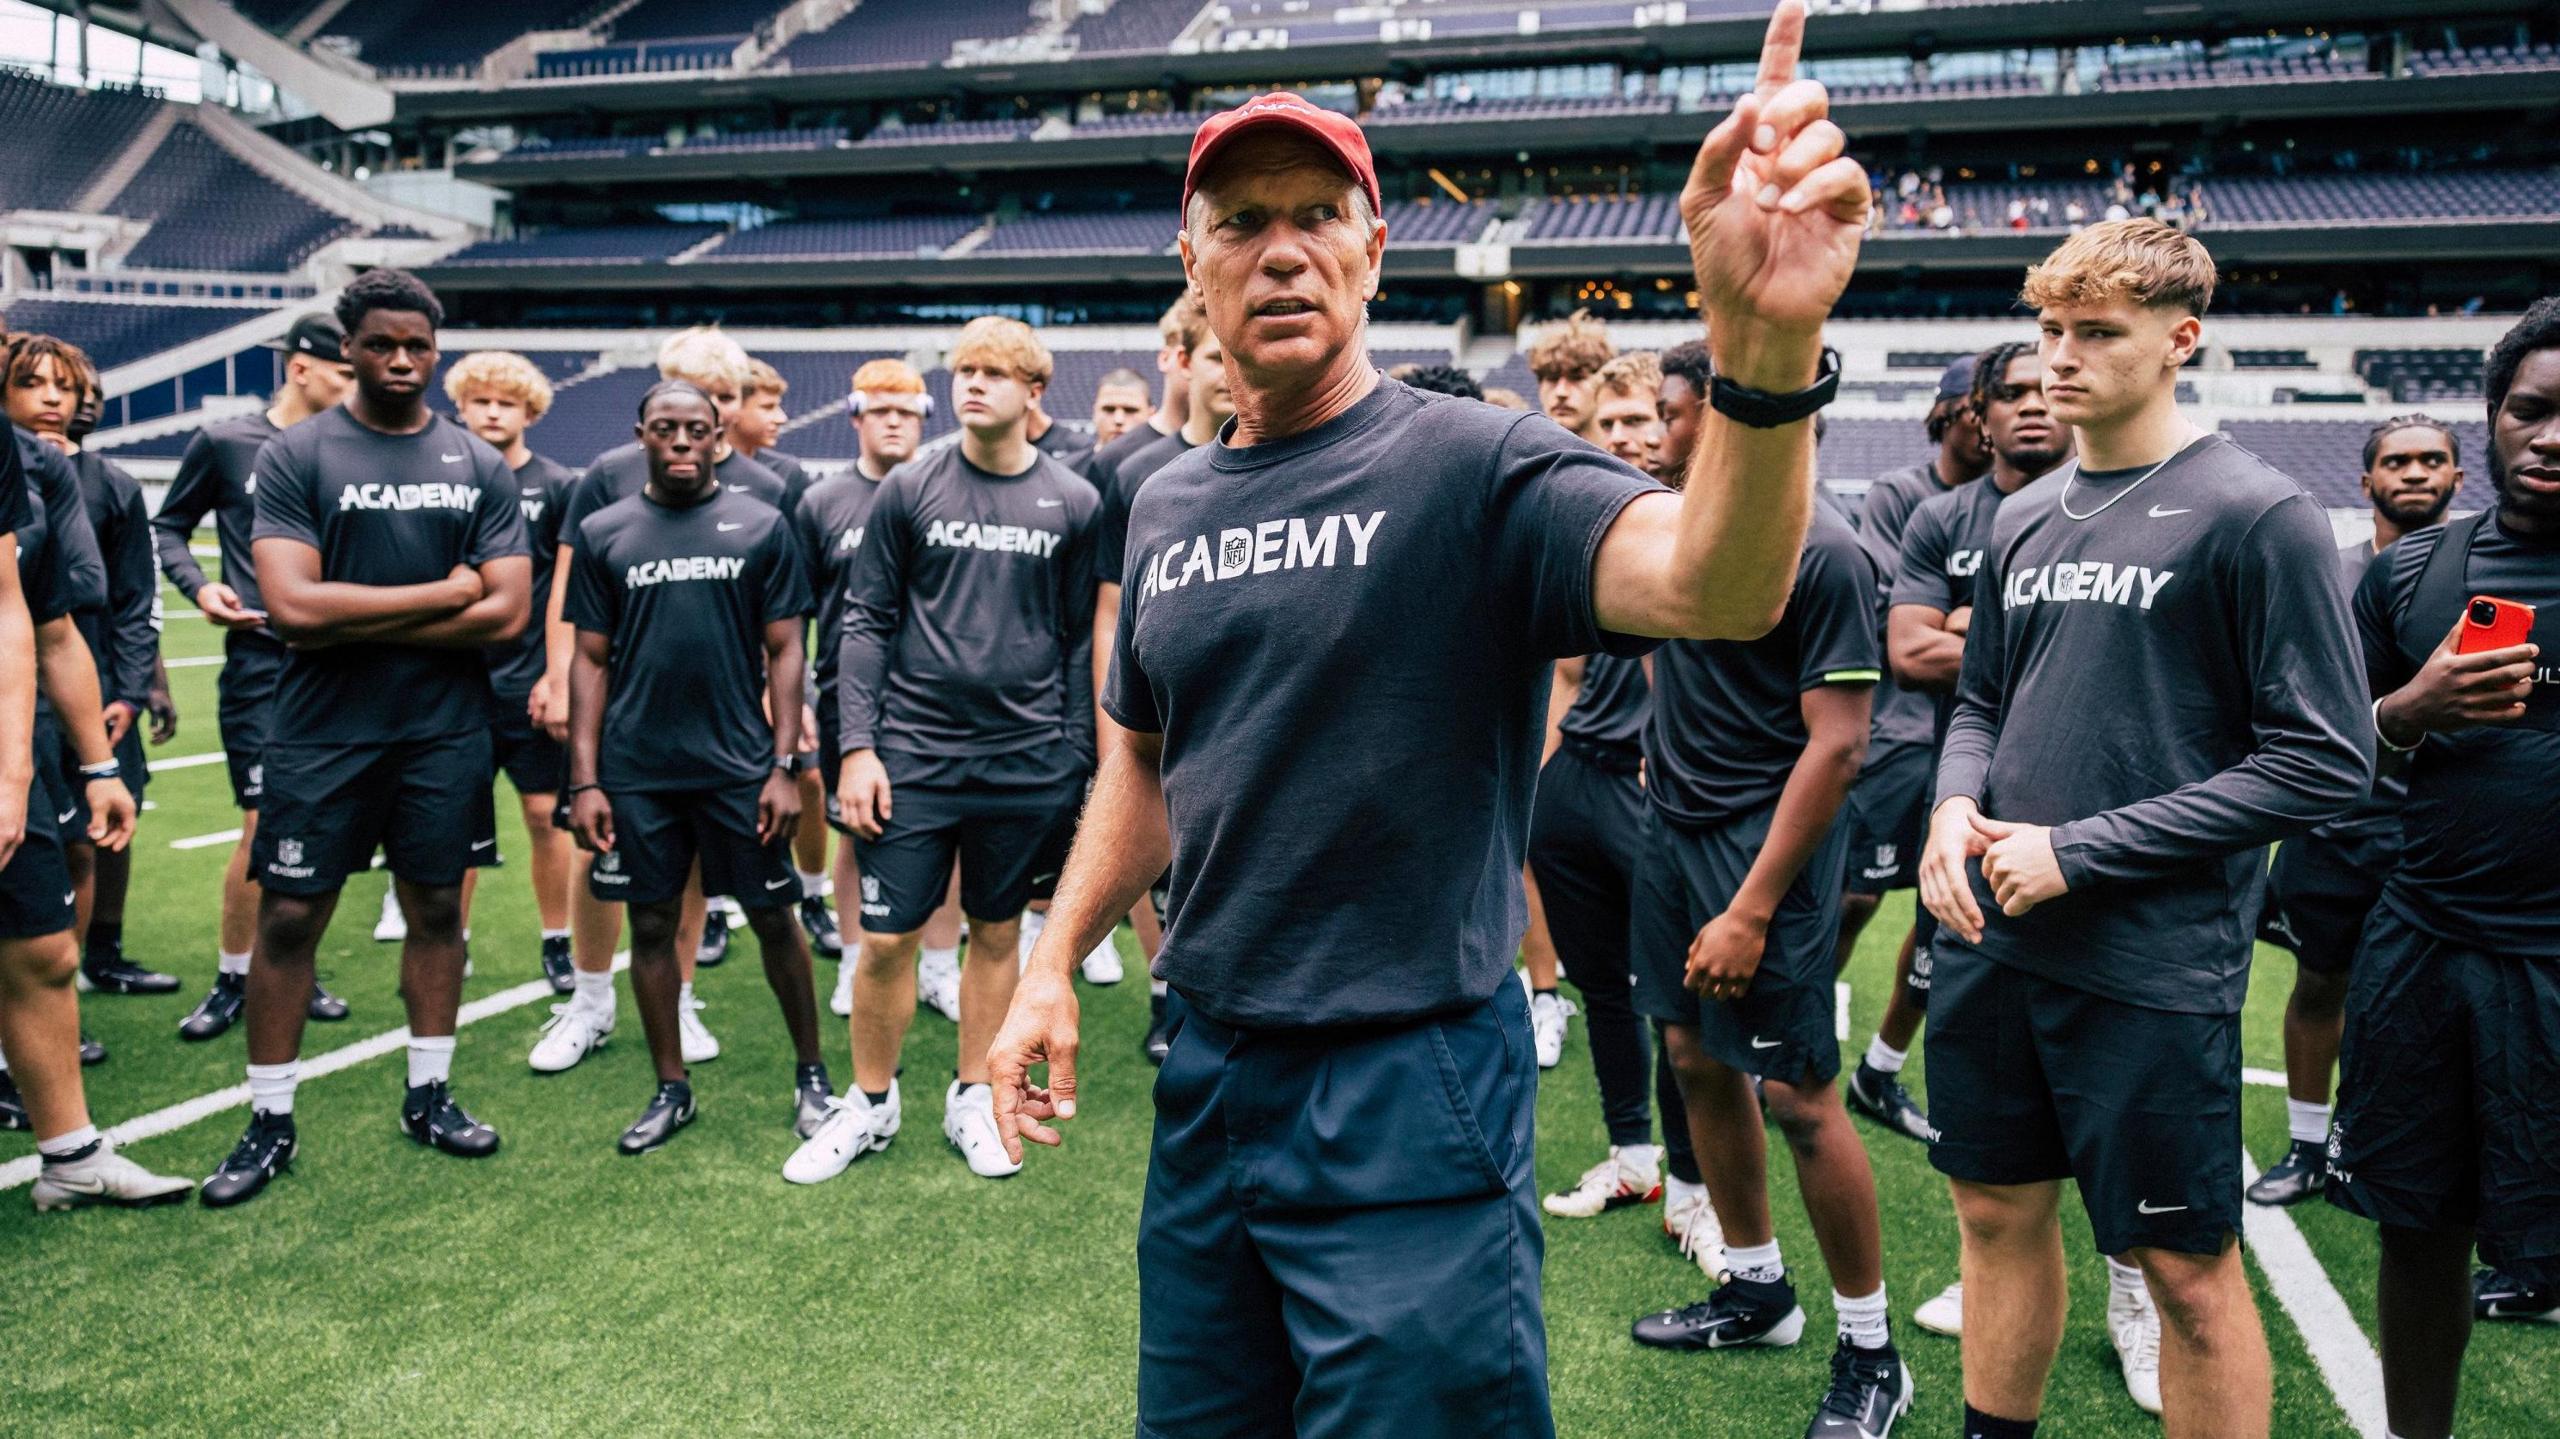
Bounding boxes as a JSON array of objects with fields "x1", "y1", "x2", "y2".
[{"x1": 2456, "y1": 595, "x2": 2536, "y2": 654}]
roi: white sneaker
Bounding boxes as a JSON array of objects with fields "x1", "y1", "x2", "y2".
[
  {"x1": 679, "y1": 993, "x2": 721, "y2": 1063},
  {"x1": 2111, "y1": 1288, "x2": 2163, "y2": 1415},
  {"x1": 1543, "y1": 1144, "x2": 1663, "y2": 1218},
  {"x1": 373, "y1": 887, "x2": 406, "y2": 942},
  {"x1": 782, "y1": 1082, "x2": 900, "y2": 1184},
  {"x1": 1913, "y1": 1281, "x2": 1964, "y2": 1337},
  {"x1": 1017, "y1": 909, "x2": 1046, "y2": 973},
  {"x1": 917, "y1": 949, "x2": 962, "y2": 1022},
  {"x1": 528, "y1": 1000, "x2": 613, "y2": 1073},
  {"x1": 1527, "y1": 983, "x2": 1573, "y2": 1069},
  {"x1": 31, "y1": 1144, "x2": 195, "y2": 1211},
  {"x1": 943, "y1": 1080, "x2": 1022, "y2": 1177},
  {"x1": 830, "y1": 958, "x2": 854, "y2": 1018},
  {"x1": 1080, "y1": 934, "x2": 1124, "y2": 985},
  {"x1": 1664, "y1": 1180, "x2": 1726, "y2": 1281}
]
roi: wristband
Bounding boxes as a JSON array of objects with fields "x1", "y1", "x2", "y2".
[
  {"x1": 564, "y1": 782, "x2": 602, "y2": 798},
  {"x1": 1709, "y1": 347, "x2": 1842, "y2": 429},
  {"x1": 2373, "y1": 697, "x2": 2422, "y2": 753},
  {"x1": 775, "y1": 753, "x2": 811, "y2": 777},
  {"x1": 78, "y1": 758, "x2": 120, "y2": 780}
]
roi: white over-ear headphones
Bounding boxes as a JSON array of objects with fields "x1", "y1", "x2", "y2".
[{"x1": 850, "y1": 390, "x2": 934, "y2": 416}]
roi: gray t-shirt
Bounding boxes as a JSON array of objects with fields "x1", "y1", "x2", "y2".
[
  {"x1": 1106, "y1": 377, "x2": 1661, "y2": 1029},
  {"x1": 1935, "y1": 434, "x2": 2372, "y2": 1014},
  {"x1": 1855, "y1": 459, "x2": 1953, "y2": 750}
]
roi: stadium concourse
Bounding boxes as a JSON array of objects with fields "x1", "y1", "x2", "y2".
[{"x1": 1, "y1": 0, "x2": 2558, "y2": 1434}]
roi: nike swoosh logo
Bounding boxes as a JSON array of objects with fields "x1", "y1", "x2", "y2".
[
  {"x1": 1036, "y1": 498, "x2": 1064, "y2": 508},
  {"x1": 2147, "y1": 505, "x2": 2191, "y2": 518},
  {"x1": 1749, "y1": 1037, "x2": 1781, "y2": 1049},
  {"x1": 57, "y1": 810, "x2": 76, "y2": 825},
  {"x1": 471, "y1": 839, "x2": 495, "y2": 851},
  {"x1": 717, "y1": 522, "x2": 745, "y2": 531},
  {"x1": 2136, "y1": 1200, "x2": 2189, "y2": 1214},
  {"x1": 440, "y1": 454, "x2": 465, "y2": 464},
  {"x1": 765, "y1": 877, "x2": 796, "y2": 890}
]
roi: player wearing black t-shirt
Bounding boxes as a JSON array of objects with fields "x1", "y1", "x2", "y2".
[
  {"x1": 800, "y1": 318, "x2": 1098, "y2": 1186},
  {"x1": 200, "y1": 272, "x2": 533, "y2": 1209},
  {"x1": 2326, "y1": 302, "x2": 2560, "y2": 1437},
  {"x1": 565, "y1": 382, "x2": 828, "y2": 1155},
  {"x1": 2247, "y1": 417, "x2": 2464, "y2": 1210},
  {"x1": 988, "y1": 25, "x2": 1890, "y2": 1429},
  {"x1": 1918, "y1": 225, "x2": 2370, "y2": 1439},
  {"x1": 152, "y1": 313, "x2": 354, "y2": 1040}
]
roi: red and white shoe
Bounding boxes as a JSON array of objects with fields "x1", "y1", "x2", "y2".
[{"x1": 1541, "y1": 1144, "x2": 1663, "y2": 1218}]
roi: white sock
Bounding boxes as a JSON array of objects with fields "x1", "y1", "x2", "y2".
[
  {"x1": 2287, "y1": 1098, "x2": 2331, "y2": 1147},
  {"x1": 2107, "y1": 1256, "x2": 2150, "y2": 1307},
  {"x1": 218, "y1": 949, "x2": 251, "y2": 977},
  {"x1": 922, "y1": 944, "x2": 959, "y2": 970},
  {"x1": 407, "y1": 1034, "x2": 456, "y2": 1089},
  {"x1": 246, "y1": 1060, "x2": 300, "y2": 1116},
  {"x1": 1618, "y1": 1142, "x2": 1663, "y2": 1173},
  {"x1": 796, "y1": 867, "x2": 826, "y2": 898},
  {"x1": 540, "y1": 927, "x2": 571, "y2": 942},
  {"x1": 574, "y1": 968, "x2": 615, "y2": 1011},
  {"x1": 1836, "y1": 1286, "x2": 1891, "y2": 1350},
  {"x1": 679, "y1": 981, "x2": 697, "y2": 1008},
  {"x1": 1863, "y1": 1035, "x2": 1908, "y2": 1074},
  {"x1": 1149, "y1": 977, "x2": 1168, "y2": 997},
  {"x1": 37, "y1": 1124, "x2": 101, "y2": 1161},
  {"x1": 1727, "y1": 1238, "x2": 1784, "y2": 1285},
  {"x1": 1663, "y1": 1173, "x2": 1705, "y2": 1212}
]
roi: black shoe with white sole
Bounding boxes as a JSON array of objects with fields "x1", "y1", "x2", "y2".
[
  {"x1": 539, "y1": 935, "x2": 574, "y2": 995},
  {"x1": 695, "y1": 919, "x2": 730, "y2": 968},
  {"x1": 618, "y1": 1080, "x2": 697, "y2": 1155},
  {"x1": 1845, "y1": 1062, "x2": 1935, "y2": 1143},
  {"x1": 81, "y1": 949, "x2": 181, "y2": 995},
  {"x1": 1143, "y1": 992, "x2": 1171, "y2": 1067},
  {"x1": 401, "y1": 1081, "x2": 500, "y2": 1158},
  {"x1": 78, "y1": 1031, "x2": 106, "y2": 1065},
  {"x1": 1631, "y1": 1273, "x2": 1806, "y2": 1351},
  {"x1": 799, "y1": 895, "x2": 842, "y2": 959},
  {"x1": 793, "y1": 1061, "x2": 832, "y2": 1139},
  {"x1": 2475, "y1": 1267, "x2": 2560, "y2": 1323},
  {"x1": 1806, "y1": 1340, "x2": 1912, "y2": 1439},
  {"x1": 180, "y1": 972, "x2": 247, "y2": 1041},
  {"x1": 200, "y1": 1111, "x2": 297, "y2": 1208},
  {"x1": 307, "y1": 980, "x2": 349, "y2": 1022},
  {"x1": 2245, "y1": 1139, "x2": 2327, "y2": 1207}
]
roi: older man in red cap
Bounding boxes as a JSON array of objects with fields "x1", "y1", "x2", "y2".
[{"x1": 989, "y1": 4, "x2": 1870, "y2": 1433}]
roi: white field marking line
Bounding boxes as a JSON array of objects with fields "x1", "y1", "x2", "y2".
[
  {"x1": 169, "y1": 827, "x2": 243, "y2": 850},
  {"x1": 143, "y1": 750, "x2": 228, "y2": 772},
  {"x1": 165, "y1": 654, "x2": 224, "y2": 668},
  {"x1": 2243, "y1": 1066, "x2": 2288, "y2": 1089},
  {"x1": 0, "y1": 952, "x2": 633, "y2": 1193},
  {"x1": 2240, "y1": 1147, "x2": 2389, "y2": 1439},
  {"x1": 1834, "y1": 980, "x2": 1850, "y2": 1043}
]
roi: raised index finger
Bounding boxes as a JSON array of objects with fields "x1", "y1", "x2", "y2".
[{"x1": 1754, "y1": 0, "x2": 1807, "y2": 98}]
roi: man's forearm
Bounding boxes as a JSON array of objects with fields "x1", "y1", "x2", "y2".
[
  {"x1": 1092, "y1": 583, "x2": 1119, "y2": 728},
  {"x1": 150, "y1": 521, "x2": 211, "y2": 599},
  {"x1": 1028, "y1": 727, "x2": 1171, "y2": 978},
  {"x1": 1669, "y1": 341, "x2": 1824, "y2": 637},
  {"x1": 566, "y1": 650, "x2": 608, "y2": 787},
  {"x1": 35, "y1": 617, "x2": 113, "y2": 765},
  {"x1": 267, "y1": 578, "x2": 467, "y2": 639},
  {"x1": 379, "y1": 590, "x2": 528, "y2": 649},
  {"x1": 1887, "y1": 607, "x2": 1964, "y2": 692},
  {"x1": 1729, "y1": 734, "x2": 1862, "y2": 921},
  {"x1": 766, "y1": 640, "x2": 806, "y2": 759}
]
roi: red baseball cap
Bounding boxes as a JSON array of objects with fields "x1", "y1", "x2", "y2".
[{"x1": 1182, "y1": 92, "x2": 1382, "y2": 220}]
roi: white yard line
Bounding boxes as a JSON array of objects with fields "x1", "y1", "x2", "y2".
[
  {"x1": 2241, "y1": 1148, "x2": 2390, "y2": 1439},
  {"x1": 0, "y1": 953, "x2": 630, "y2": 1193},
  {"x1": 142, "y1": 750, "x2": 228, "y2": 772},
  {"x1": 168, "y1": 828, "x2": 243, "y2": 850},
  {"x1": 1834, "y1": 980, "x2": 1851, "y2": 1043},
  {"x1": 164, "y1": 655, "x2": 224, "y2": 668}
]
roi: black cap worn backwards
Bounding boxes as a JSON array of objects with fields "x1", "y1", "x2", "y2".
[
  {"x1": 260, "y1": 313, "x2": 345, "y2": 363},
  {"x1": 1935, "y1": 355, "x2": 1978, "y2": 403}
]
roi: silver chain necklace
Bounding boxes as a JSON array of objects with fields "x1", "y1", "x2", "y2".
[{"x1": 2056, "y1": 436, "x2": 2198, "y2": 522}]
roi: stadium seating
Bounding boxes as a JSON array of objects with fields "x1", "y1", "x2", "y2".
[
  {"x1": 677, "y1": 127, "x2": 851, "y2": 156},
  {"x1": 2407, "y1": 42, "x2": 2560, "y2": 77},
  {"x1": 696, "y1": 215, "x2": 978, "y2": 261},
  {"x1": 1070, "y1": 110, "x2": 1209, "y2": 136},
  {"x1": 1382, "y1": 199, "x2": 1494, "y2": 247},
  {"x1": 856, "y1": 118, "x2": 1038, "y2": 148},
  {"x1": 0, "y1": 298, "x2": 265, "y2": 369},
  {"x1": 771, "y1": 0, "x2": 1037, "y2": 71},
  {"x1": 2222, "y1": 418, "x2": 2490, "y2": 507},
  {"x1": 1363, "y1": 93, "x2": 1674, "y2": 126},
  {"x1": 1065, "y1": 0, "x2": 1205, "y2": 54},
  {"x1": 1889, "y1": 167, "x2": 2560, "y2": 234},
  {"x1": 534, "y1": 41, "x2": 737, "y2": 79},
  {"x1": 2230, "y1": 348, "x2": 2317, "y2": 369},
  {"x1": 1517, "y1": 194, "x2": 1682, "y2": 244},
  {"x1": 976, "y1": 210, "x2": 1181, "y2": 256},
  {"x1": 320, "y1": 0, "x2": 605, "y2": 74},
  {"x1": 2355, "y1": 347, "x2": 2487, "y2": 402},
  {"x1": 607, "y1": 0, "x2": 784, "y2": 43},
  {"x1": 506, "y1": 135, "x2": 660, "y2": 161},
  {"x1": 442, "y1": 224, "x2": 724, "y2": 265},
  {"x1": 2101, "y1": 51, "x2": 2373, "y2": 90},
  {"x1": 0, "y1": 69, "x2": 165, "y2": 213},
  {"x1": 113, "y1": 124, "x2": 353, "y2": 272}
]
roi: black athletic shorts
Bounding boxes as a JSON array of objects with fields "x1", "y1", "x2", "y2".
[
  {"x1": 31, "y1": 709, "x2": 148, "y2": 843},
  {"x1": 586, "y1": 783, "x2": 794, "y2": 908},
  {"x1": 815, "y1": 696, "x2": 851, "y2": 835},
  {"x1": 1843, "y1": 740, "x2": 1931, "y2": 896},
  {"x1": 114, "y1": 721, "x2": 146, "y2": 804},
  {"x1": 0, "y1": 772, "x2": 74, "y2": 941},
  {"x1": 488, "y1": 692, "x2": 567, "y2": 797},
  {"x1": 2255, "y1": 831, "x2": 2390, "y2": 978},
  {"x1": 1927, "y1": 937, "x2": 2242, "y2": 1257},
  {"x1": 252, "y1": 732, "x2": 499, "y2": 896},
  {"x1": 215, "y1": 631, "x2": 286, "y2": 812},
  {"x1": 1628, "y1": 801, "x2": 1848, "y2": 1087},
  {"x1": 2326, "y1": 905, "x2": 2560, "y2": 1285},
  {"x1": 852, "y1": 777, "x2": 1082, "y2": 934}
]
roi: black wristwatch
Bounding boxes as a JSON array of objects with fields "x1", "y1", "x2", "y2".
[
  {"x1": 775, "y1": 753, "x2": 811, "y2": 777},
  {"x1": 1709, "y1": 346, "x2": 1842, "y2": 429}
]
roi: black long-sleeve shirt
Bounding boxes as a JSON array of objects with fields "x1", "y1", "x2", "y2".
[
  {"x1": 72, "y1": 450, "x2": 159, "y2": 706},
  {"x1": 1935, "y1": 434, "x2": 2372, "y2": 1013},
  {"x1": 20, "y1": 429, "x2": 102, "y2": 619},
  {"x1": 151, "y1": 413, "x2": 277, "y2": 633},
  {"x1": 837, "y1": 446, "x2": 1098, "y2": 786}
]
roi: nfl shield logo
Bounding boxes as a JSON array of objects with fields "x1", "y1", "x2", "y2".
[
  {"x1": 861, "y1": 875, "x2": 881, "y2": 903},
  {"x1": 1874, "y1": 844, "x2": 1897, "y2": 870},
  {"x1": 277, "y1": 839, "x2": 304, "y2": 866},
  {"x1": 1222, "y1": 534, "x2": 1249, "y2": 570}
]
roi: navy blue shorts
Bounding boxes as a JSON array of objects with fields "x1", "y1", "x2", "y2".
[
  {"x1": 253, "y1": 732, "x2": 499, "y2": 896},
  {"x1": 2327, "y1": 904, "x2": 2560, "y2": 1285},
  {"x1": 1137, "y1": 982, "x2": 1552, "y2": 1438}
]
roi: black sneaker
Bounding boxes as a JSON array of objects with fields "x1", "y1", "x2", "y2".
[
  {"x1": 400, "y1": 1081, "x2": 501, "y2": 1158},
  {"x1": 0, "y1": 1072, "x2": 26, "y2": 1130},
  {"x1": 793, "y1": 1061, "x2": 832, "y2": 1139},
  {"x1": 200, "y1": 1110, "x2": 297, "y2": 1208},
  {"x1": 2474, "y1": 1267, "x2": 2560, "y2": 1323},
  {"x1": 1807, "y1": 1339, "x2": 1912, "y2": 1438},
  {"x1": 81, "y1": 948, "x2": 181, "y2": 995},
  {"x1": 2246, "y1": 1139, "x2": 2328, "y2": 1207},
  {"x1": 78, "y1": 1031, "x2": 106, "y2": 1066},
  {"x1": 695, "y1": 917, "x2": 730, "y2": 968},
  {"x1": 1631, "y1": 1273, "x2": 1807, "y2": 1350},
  {"x1": 1845, "y1": 1062, "x2": 1935, "y2": 1143},
  {"x1": 799, "y1": 894, "x2": 842, "y2": 959},
  {"x1": 540, "y1": 934, "x2": 574, "y2": 995},
  {"x1": 180, "y1": 971, "x2": 247, "y2": 1041},
  {"x1": 1143, "y1": 992, "x2": 1171, "y2": 1067},
  {"x1": 307, "y1": 980, "x2": 349, "y2": 1022},
  {"x1": 617, "y1": 1080, "x2": 696, "y2": 1155}
]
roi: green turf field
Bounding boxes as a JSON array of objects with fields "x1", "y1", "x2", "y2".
[{"x1": 3, "y1": 578, "x2": 2551, "y2": 1437}]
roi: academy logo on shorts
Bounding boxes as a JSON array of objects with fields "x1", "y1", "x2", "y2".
[
  {"x1": 268, "y1": 837, "x2": 315, "y2": 880},
  {"x1": 1860, "y1": 843, "x2": 1898, "y2": 880},
  {"x1": 591, "y1": 849, "x2": 628, "y2": 887},
  {"x1": 860, "y1": 874, "x2": 887, "y2": 919}
]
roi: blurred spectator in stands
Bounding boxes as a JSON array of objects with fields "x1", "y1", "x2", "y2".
[
  {"x1": 2007, "y1": 198, "x2": 2030, "y2": 232},
  {"x1": 1089, "y1": 367, "x2": 1151, "y2": 449},
  {"x1": 1898, "y1": 169, "x2": 1921, "y2": 201},
  {"x1": 2065, "y1": 198, "x2": 2088, "y2": 230},
  {"x1": 1928, "y1": 191, "x2": 1957, "y2": 230},
  {"x1": 1481, "y1": 387, "x2": 1529, "y2": 411},
  {"x1": 1524, "y1": 309, "x2": 1614, "y2": 443},
  {"x1": 2186, "y1": 183, "x2": 2211, "y2": 224},
  {"x1": 1591, "y1": 352, "x2": 1662, "y2": 473},
  {"x1": 2105, "y1": 198, "x2": 2132, "y2": 223},
  {"x1": 2030, "y1": 195, "x2": 2052, "y2": 225}
]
